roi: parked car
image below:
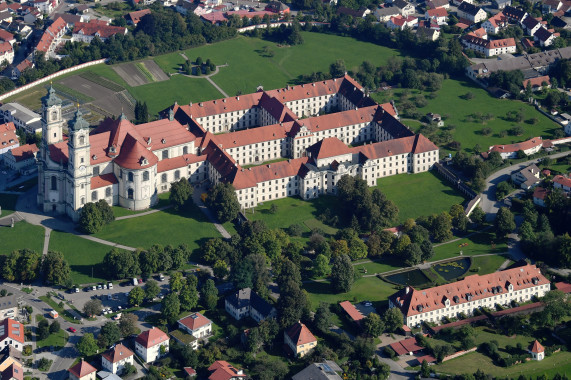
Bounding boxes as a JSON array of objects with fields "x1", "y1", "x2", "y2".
[
  {"x1": 74, "y1": 288, "x2": 79, "y2": 293},
  {"x1": 159, "y1": 274, "x2": 165, "y2": 281},
  {"x1": 108, "y1": 282, "x2": 113, "y2": 289},
  {"x1": 362, "y1": 301, "x2": 372, "y2": 307},
  {"x1": 68, "y1": 327, "x2": 76, "y2": 333},
  {"x1": 97, "y1": 285, "x2": 102, "y2": 290},
  {"x1": 92, "y1": 286, "x2": 96, "y2": 291},
  {"x1": 132, "y1": 278, "x2": 138, "y2": 286}
]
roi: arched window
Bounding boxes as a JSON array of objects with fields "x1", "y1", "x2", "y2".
[
  {"x1": 161, "y1": 173, "x2": 167, "y2": 183},
  {"x1": 105, "y1": 187, "x2": 112, "y2": 197},
  {"x1": 128, "y1": 188, "x2": 134, "y2": 200},
  {"x1": 80, "y1": 197, "x2": 85, "y2": 205},
  {"x1": 183, "y1": 146, "x2": 188, "y2": 155},
  {"x1": 175, "y1": 170, "x2": 180, "y2": 180},
  {"x1": 91, "y1": 191, "x2": 97, "y2": 201},
  {"x1": 162, "y1": 150, "x2": 169, "y2": 159},
  {"x1": 143, "y1": 171, "x2": 149, "y2": 181},
  {"x1": 79, "y1": 136, "x2": 85, "y2": 145},
  {"x1": 128, "y1": 172, "x2": 134, "y2": 182},
  {"x1": 50, "y1": 176, "x2": 57, "y2": 190}
]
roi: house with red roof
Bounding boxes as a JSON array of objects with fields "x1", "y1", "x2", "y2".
[
  {"x1": 482, "y1": 11, "x2": 508, "y2": 33},
  {"x1": 339, "y1": 301, "x2": 365, "y2": 324},
  {"x1": 11, "y1": 59, "x2": 33, "y2": 80},
  {"x1": 386, "y1": 15, "x2": 418, "y2": 30},
  {"x1": 135, "y1": 327, "x2": 169, "y2": 363},
  {"x1": 389, "y1": 337, "x2": 423, "y2": 356},
  {"x1": 0, "y1": 122, "x2": 19, "y2": 160},
  {"x1": 487, "y1": 137, "x2": 544, "y2": 159},
  {"x1": 0, "y1": 30, "x2": 15, "y2": 45},
  {"x1": 35, "y1": 17, "x2": 67, "y2": 59},
  {"x1": 284, "y1": 322, "x2": 317, "y2": 357},
  {"x1": 533, "y1": 186, "x2": 549, "y2": 207},
  {"x1": 0, "y1": 41, "x2": 13, "y2": 65},
  {"x1": 178, "y1": 313, "x2": 212, "y2": 340},
  {"x1": 4, "y1": 143, "x2": 38, "y2": 174},
  {"x1": 425, "y1": 7, "x2": 447, "y2": 24},
  {"x1": 208, "y1": 360, "x2": 246, "y2": 380},
  {"x1": 522, "y1": 75, "x2": 550, "y2": 91},
  {"x1": 72, "y1": 20, "x2": 127, "y2": 43},
  {"x1": 529, "y1": 340, "x2": 544, "y2": 360},
  {"x1": 125, "y1": 9, "x2": 151, "y2": 25},
  {"x1": 461, "y1": 35, "x2": 516, "y2": 57},
  {"x1": 389, "y1": 264, "x2": 550, "y2": 327},
  {"x1": 68, "y1": 360, "x2": 96, "y2": 380},
  {"x1": 101, "y1": 344, "x2": 134, "y2": 375},
  {"x1": 0, "y1": 319, "x2": 24, "y2": 351},
  {"x1": 553, "y1": 174, "x2": 571, "y2": 193}
]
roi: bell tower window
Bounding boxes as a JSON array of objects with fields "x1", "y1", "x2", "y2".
[
  {"x1": 128, "y1": 172, "x2": 134, "y2": 182},
  {"x1": 79, "y1": 136, "x2": 85, "y2": 145},
  {"x1": 50, "y1": 176, "x2": 57, "y2": 190}
]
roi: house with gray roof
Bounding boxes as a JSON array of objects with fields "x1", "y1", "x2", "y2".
[
  {"x1": 225, "y1": 288, "x2": 276, "y2": 323},
  {"x1": 292, "y1": 361, "x2": 343, "y2": 380}
]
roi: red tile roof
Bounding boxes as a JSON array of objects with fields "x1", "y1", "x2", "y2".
[
  {"x1": 285, "y1": 322, "x2": 316, "y2": 346},
  {"x1": 555, "y1": 281, "x2": 571, "y2": 293},
  {"x1": 208, "y1": 361, "x2": 245, "y2": 380},
  {"x1": 183, "y1": 367, "x2": 197, "y2": 377},
  {"x1": 354, "y1": 133, "x2": 437, "y2": 159},
  {"x1": 9, "y1": 143, "x2": 38, "y2": 162},
  {"x1": 462, "y1": 35, "x2": 516, "y2": 49},
  {"x1": 73, "y1": 20, "x2": 126, "y2": 38},
  {"x1": 0, "y1": 122, "x2": 18, "y2": 150},
  {"x1": 135, "y1": 327, "x2": 169, "y2": 349},
  {"x1": 178, "y1": 312, "x2": 211, "y2": 331},
  {"x1": 530, "y1": 340, "x2": 544, "y2": 353},
  {"x1": 157, "y1": 154, "x2": 206, "y2": 173},
  {"x1": 427, "y1": 7, "x2": 448, "y2": 17},
  {"x1": 307, "y1": 137, "x2": 352, "y2": 160},
  {"x1": 90, "y1": 173, "x2": 118, "y2": 189},
  {"x1": 101, "y1": 344, "x2": 133, "y2": 364},
  {"x1": 113, "y1": 133, "x2": 158, "y2": 170},
  {"x1": 126, "y1": 9, "x2": 151, "y2": 24},
  {"x1": 0, "y1": 29, "x2": 14, "y2": 42},
  {"x1": 15, "y1": 59, "x2": 33, "y2": 73},
  {"x1": 553, "y1": 174, "x2": 571, "y2": 188},
  {"x1": 489, "y1": 137, "x2": 543, "y2": 154},
  {"x1": 533, "y1": 186, "x2": 548, "y2": 200},
  {"x1": 390, "y1": 264, "x2": 548, "y2": 318},
  {"x1": 523, "y1": 75, "x2": 550, "y2": 88},
  {"x1": 339, "y1": 301, "x2": 364, "y2": 322},
  {"x1": 0, "y1": 318, "x2": 24, "y2": 344},
  {"x1": 0, "y1": 41, "x2": 11, "y2": 55},
  {"x1": 68, "y1": 360, "x2": 97, "y2": 378},
  {"x1": 36, "y1": 17, "x2": 67, "y2": 53},
  {"x1": 416, "y1": 354, "x2": 436, "y2": 365},
  {"x1": 389, "y1": 337, "x2": 423, "y2": 355}
]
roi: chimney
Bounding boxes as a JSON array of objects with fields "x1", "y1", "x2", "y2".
[{"x1": 405, "y1": 286, "x2": 410, "y2": 294}]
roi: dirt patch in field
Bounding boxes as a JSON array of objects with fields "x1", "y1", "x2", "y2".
[
  {"x1": 142, "y1": 60, "x2": 169, "y2": 81},
  {"x1": 113, "y1": 60, "x2": 168, "y2": 87}
]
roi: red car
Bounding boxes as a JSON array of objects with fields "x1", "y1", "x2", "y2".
[{"x1": 68, "y1": 327, "x2": 76, "y2": 333}]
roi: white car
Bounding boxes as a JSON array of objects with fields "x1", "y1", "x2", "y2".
[{"x1": 108, "y1": 283, "x2": 113, "y2": 289}]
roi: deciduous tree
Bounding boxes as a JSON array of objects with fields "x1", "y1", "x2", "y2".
[
  {"x1": 330, "y1": 254, "x2": 354, "y2": 293},
  {"x1": 42, "y1": 251, "x2": 71, "y2": 286}
]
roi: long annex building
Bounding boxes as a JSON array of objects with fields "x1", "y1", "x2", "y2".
[{"x1": 38, "y1": 75, "x2": 439, "y2": 221}]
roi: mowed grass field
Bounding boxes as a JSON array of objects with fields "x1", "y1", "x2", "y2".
[
  {"x1": 49, "y1": 230, "x2": 112, "y2": 284},
  {"x1": 93, "y1": 203, "x2": 220, "y2": 261},
  {"x1": 0, "y1": 222, "x2": 44, "y2": 255},
  {"x1": 373, "y1": 79, "x2": 560, "y2": 154},
  {"x1": 432, "y1": 229, "x2": 507, "y2": 261},
  {"x1": 376, "y1": 171, "x2": 467, "y2": 223}
]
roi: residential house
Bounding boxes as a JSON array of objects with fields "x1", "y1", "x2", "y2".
[
  {"x1": 0, "y1": 123, "x2": 19, "y2": 162},
  {"x1": 543, "y1": 0, "x2": 563, "y2": 13},
  {"x1": 207, "y1": 361, "x2": 246, "y2": 380},
  {"x1": 425, "y1": 7, "x2": 448, "y2": 24},
  {"x1": 0, "y1": 103, "x2": 42, "y2": 134},
  {"x1": 487, "y1": 137, "x2": 545, "y2": 159},
  {"x1": 468, "y1": 27, "x2": 487, "y2": 39},
  {"x1": 551, "y1": 16, "x2": 568, "y2": 28},
  {"x1": 426, "y1": 0, "x2": 449, "y2": 9},
  {"x1": 461, "y1": 35, "x2": 516, "y2": 57},
  {"x1": 4, "y1": 143, "x2": 38, "y2": 174},
  {"x1": 0, "y1": 41, "x2": 13, "y2": 65},
  {"x1": 0, "y1": 347, "x2": 22, "y2": 374},
  {"x1": 51, "y1": 13, "x2": 88, "y2": 28},
  {"x1": 425, "y1": 112, "x2": 444, "y2": 126},
  {"x1": 0, "y1": 30, "x2": 15, "y2": 45},
  {"x1": 416, "y1": 26, "x2": 440, "y2": 40},
  {"x1": 374, "y1": 6, "x2": 400, "y2": 21},
  {"x1": 0, "y1": 11, "x2": 12, "y2": 24},
  {"x1": 284, "y1": 322, "x2": 317, "y2": 358},
  {"x1": 10, "y1": 60, "x2": 30, "y2": 81},
  {"x1": 389, "y1": 264, "x2": 550, "y2": 327},
  {"x1": 482, "y1": 12, "x2": 508, "y2": 33},
  {"x1": 0, "y1": 362, "x2": 22, "y2": 380},
  {"x1": 339, "y1": 301, "x2": 365, "y2": 325},
  {"x1": 457, "y1": 2, "x2": 487, "y2": 23},
  {"x1": 292, "y1": 361, "x2": 343, "y2": 380},
  {"x1": 0, "y1": 319, "x2": 24, "y2": 351},
  {"x1": 452, "y1": 0, "x2": 472, "y2": 5},
  {"x1": 522, "y1": 16, "x2": 542, "y2": 35},
  {"x1": 72, "y1": 20, "x2": 127, "y2": 43},
  {"x1": 553, "y1": 174, "x2": 571, "y2": 192},
  {"x1": 125, "y1": 9, "x2": 151, "y2": 25},
  {"x1": 23, "y1": 9, "x2": 41, "y2": 24},
  {"x1": 68, "y1": 360, "x2": 97, "y2": 380},
  {"x1": 534, "y1": 27, "x2": 557, "y2": 46},
  {"x1": 529, "y1": 340, "x2": 545, "y2": 361},
  {"x1": 35, "y1": 17, "x2": 67, "y2": 59},
  {"x1": 493, "y1": 0, "x2": 511, "y2": 9},
  {"x1": 387, "y1": 15, "x2": 418, "y2": 29},
  {"x1": 33, "y1": 0, "x2": 53, "y2": 14},
  {"x1": 533, "y1": 186, "x2": 549, "y2": 206},
  {"x1": 225, "y1": 288, "x2": 277, "y2": 323},
  {"x1": 503, "y1": 6, "x2": 528, "y2": 23},
  {"x1": 101, "y1": 344, "x2": 134, "y2": 375},
  {"x1": 392, "y1": 0, "x2": 415, "y2": 16},
  {"x1": 178, "y1": 313, "x2": 212, "y2": 339},
  {"x1": 522, "y1": 75, "x2": 550, "y2": 91},
  {"x1": 175, "y1": 0, "x2": 195, "y2": 15},
  {"x1": 265, "y1": 1, "x2": 290, "y2": 15},
  {"x1": 135, "y1": 327, "x2": 169, "y2": 363},
  {"x1": 511, "y1": 164, "x2": 540, "y2": 189},
  {"x1": 337, "y1": 6, "x2": 371, "y2": 18}
]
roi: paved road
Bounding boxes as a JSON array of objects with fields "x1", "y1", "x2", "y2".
[{"x1": 479, "y1": 151, "x2": 571, "y2": 221}]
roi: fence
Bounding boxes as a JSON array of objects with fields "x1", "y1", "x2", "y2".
[
  {"x1": 0, "y1": 59, "x2": 108, "y2": 102},
  {"x1": 237, "y1": 21, "x2": 330, "y2": 33},
  {"x1": 434, "y1": 162, "x2": 478, "y2": 199}
]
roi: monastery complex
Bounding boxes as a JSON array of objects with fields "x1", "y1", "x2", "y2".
[{"x1": 37, "y1": 75, "x2": 439, "y2": 221}]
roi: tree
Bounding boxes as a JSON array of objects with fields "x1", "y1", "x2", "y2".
[
  {"x1": 83, "y1": 299, "x2": 102, "y2": 317},
  {"x1": 169, "y1": 178, "x2": 193, "y2": 211},
  {"x1": 77, "y1": 333, "x2": 98, "y2": 357},
  {"x1": 470, "y1": 206, "x2": 486, "y2": 226},
  {"x1": 169, "y1": 272, "x2": 184, "y2": 293},
  {"x1": 42, "y1": 251, "x2": 71, "y2": 286},
  {"x1": 37, "y1": 319, "x2": 50, "y2": 340},
  {"x1": 118, "y1": 313, "x2": 138, "y2": 337},
  {"x1": 363, "y1": 313, "x2": 384, "y2": 337},
  {"x1": 450, "y1": 204, "x2": 468, "y2": 232},
  {"x1": 162, "y1": 292, "x2": 181, "y2": 325},
  {"x1": 421, "y1": 359, "x2": 430, "y2": 378},
  {"x1": 431, "y1": 212, "x2": 453, "y2": 242},
  {"x1": 2, "y1": 249, "x2": 42, "y2": 282},
  {"x1": 201, "y1": 279, "x2": 218, "y2": 310},
  {"x1": 420, "y1": 240, "x2": 434, "y2": 262},
  {"x1": 205, "y1": 183, "x2": 240, "y2": 222},
  {"x1": 144, "y1": 279, "x2": 161, "y2": 300},
  {"x1": 314, "y1": 302, "x2": 332, "y2": 334},
  {"x1": 330, "y1": 254, "x2": 354, "y2": 293},
  {"x1": 348, "y1": 237, "x2": 368, "y2": 260},
  {"x1": 330, "y1": 59, "x2": 346, "y2": 77},
  {"x1": 313, "y1": 254, "x2": 331, "y2": 277},
  {"x1": 495, "y1": 207, "x2": 515, "y2": 238},
  {"x1": 213, "y1": 260, "x2": 229, "y2": 279},
  {"x1": 179, "y1": 276, "x2": 199, "y2": 311},
  {"x1": 79, "y1": 201, "x2": 114, "y2": 234},
  {"x1": 404, "y1": 243, "x2": 422, "y2": 266},
  {"x1": 49, "y1": 320, "x2": 60, "y2": 334},
  {"x1": 98, "y1": 322, "x2": 121, "y2": 347},
  {"x1": 128, "y1": 287, "x2": 145, "y2": 306},
  {"x1": 496, "y1": 181, "x2": 512, "y2": 200},
  {"x1": 102, "y1": 248, "x2": 140, "y2": 280},
  {"x1": 383, "y1": 307, "x2": 404, "y2": 332}
]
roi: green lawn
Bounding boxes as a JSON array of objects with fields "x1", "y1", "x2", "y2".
[
  {"x1": 49, "y1": 231, "x2": 113, "y2": 284},
  {"x1": 352, "y1": 260, "x2": 401, "y2": 276},
  {"x1": 470, "y1": 255, "x2": 509, "y2": 275},
  {"x1": 111, "y1": 192, "x2": 171, "y2": 218},
  {"x1": 94, "y1": 203, "x2": 220, "y2": 261},
  {"x1": 0, "y1": 222, "x2": 44, "y2": 255},
  {"x1": 303, "y1": 276, "x2": 398, "y2": 310},
  {"x1": 36, "y1": 329, "x2": 69, "y2": 350},
  {"x1": 376, "y1": 171, "x2": 467, "y2": 223},
  {"x1": 244, "y1": 196, "x2": 338, "y2": 234},
  {"x1": 0, "y1": 193, "x2": 19, "y2": 217},
  {"x1": 432, "y1": 230, "x2": 508, "y2": 261}
]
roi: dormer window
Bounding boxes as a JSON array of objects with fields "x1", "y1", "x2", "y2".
[
  {"x1": 141, "y1": 158, "x2": 149, "y2": 166},
  {"x1": 161, "y1": 138, "x2": 166, "y2": 144},
  {"x1": 92, "y1": 155, "x2": 97, "y2": 160},
  {"x1": 110, "y1": 146, "x2": 116, "y2": 153}
]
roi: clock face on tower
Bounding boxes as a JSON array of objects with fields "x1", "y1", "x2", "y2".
[{"x1": 79, "y1": 165, "x2": 86, "y2": 173}]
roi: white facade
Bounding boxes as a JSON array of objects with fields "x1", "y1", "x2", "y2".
[{"x1": 135, "y1": 339, "x2": 169, "y2": 363}]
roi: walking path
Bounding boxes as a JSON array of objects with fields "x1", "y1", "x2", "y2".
[
  {"x1": 206, "y1": 76, "x2": 229, "y2": 97},
  {"x1": 115, "y1": 205, "x2": 172, "y2": 220},
  {"x1": 191, "y1": 184, "x2": 231, "y2": 239}
]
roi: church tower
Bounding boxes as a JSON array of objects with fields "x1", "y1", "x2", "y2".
[
  {"x1": 67, "y1": 107, "x2": 91, "y2": 213},
  {"x1": 41, "y1": 85, "x2": 64, "y2": 145}
]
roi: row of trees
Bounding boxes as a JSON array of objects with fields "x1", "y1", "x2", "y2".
[
  {"x1": 77, "y1": 314, "x2": 139, "y2": 356},
  {"x1": 0, "y1": 250, "x2": 71, "y2": 286}
]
